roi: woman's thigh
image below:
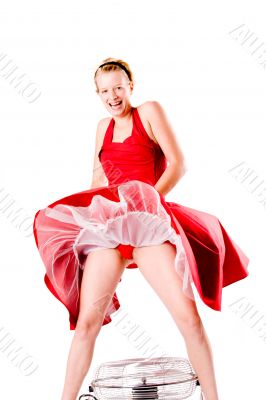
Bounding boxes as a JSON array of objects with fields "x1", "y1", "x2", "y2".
[
  {"x1": 132, "y1": 242, "x2": 201, "y2": 329},
  {"x1": 77, "y1": 248, "x2": 127, "y2": 328}
]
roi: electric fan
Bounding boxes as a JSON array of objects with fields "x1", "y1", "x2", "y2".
[{"x1": 79, "y1": 356, "x2": 203, "y2": 399}]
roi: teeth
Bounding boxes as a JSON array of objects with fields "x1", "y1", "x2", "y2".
[{"x1": 110, "y1": 101, "x2": 121, "y2": 106}]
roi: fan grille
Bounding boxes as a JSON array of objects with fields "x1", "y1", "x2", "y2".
[{"x1": 90, "y1": 357, "x2": 198, "y2": 399}]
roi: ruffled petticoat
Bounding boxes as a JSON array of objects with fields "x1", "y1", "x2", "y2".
[{"x1": 38, "y1": 180, "x2": 195, "y2": 323}]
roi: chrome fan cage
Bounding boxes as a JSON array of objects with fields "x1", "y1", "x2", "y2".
[{"x1": 79, "y1": 356, "x2": 203, "y2": 399}]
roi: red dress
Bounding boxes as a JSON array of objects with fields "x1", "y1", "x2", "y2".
[{"x1": 33, "y1": 106, "x2": 250, "y2": 330}]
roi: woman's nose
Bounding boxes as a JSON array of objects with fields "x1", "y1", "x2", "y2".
[{"x1": 110, "y1": 89, "x2": 118, "y2": 98}]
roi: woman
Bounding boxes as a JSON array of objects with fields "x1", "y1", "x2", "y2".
[{"x1": 33, "y1": 57, "x2": 249, "y2": 400}]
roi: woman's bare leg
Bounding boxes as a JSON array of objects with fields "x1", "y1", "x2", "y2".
[
  {"x1": 132, "y1": 242, "x2": 220, "y2": 400},
  {"x1": 60, "y1": 248, "x2": 126, "y2": 400}
]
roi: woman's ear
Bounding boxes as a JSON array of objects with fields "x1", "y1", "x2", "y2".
[{"x1": 130, "y1": 81, "x2": 135, "y2": 93}]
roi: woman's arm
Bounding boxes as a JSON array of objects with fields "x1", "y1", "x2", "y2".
[
  {"x1": 144, "y1": 101, "x2": 187, "y2": 196},
  {"x1": 89, "y1": 119, "x2": 109, "y2": 189}
]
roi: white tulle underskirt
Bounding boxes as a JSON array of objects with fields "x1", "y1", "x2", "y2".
[{"x1": 44, "y1": 180, "x2": 195, "y2": 301}]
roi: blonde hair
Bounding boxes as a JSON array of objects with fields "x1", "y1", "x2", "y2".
[{"x1": 94, "y1": 57, "x2": 134, "y2": 93}]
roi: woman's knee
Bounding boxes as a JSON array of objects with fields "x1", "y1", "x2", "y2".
[
  {"x1": 177, "y1": 312, "x2": 204, "y2": 339},
  {"x1": 75, "y1": 311, "x2": 104, "y2": 339}
]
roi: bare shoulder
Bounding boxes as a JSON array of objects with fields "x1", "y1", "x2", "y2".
[
  {"x1": 97, "y1": 116, "x2": 111, "y2": 131},
  {"x1": 95, "y1": 117, "x2": 111, "y2": 142},
  {"x1": 136, "y1": 101, "x2": 163, "y2": 144},
  {"x1": 138, "y1": 101, "x2": 186, "y2": 166},
  {"x1": 138, "y1": 100, "x2": 166, "y2": 118},
  {"x1": 138, "y1": 100, "x2": 173, "y2": 135}
]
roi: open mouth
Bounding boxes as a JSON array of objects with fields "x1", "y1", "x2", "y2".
[{"x1": 109, "y1": 101, "x2": 122, "y2": 108}]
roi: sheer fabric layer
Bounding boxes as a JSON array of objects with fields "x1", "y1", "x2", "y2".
[{"x1": 37, "y1": 180, "x2": 195, "y2": 325}]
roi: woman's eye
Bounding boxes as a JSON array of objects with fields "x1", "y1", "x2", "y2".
[{"x1": 102, "y1": 90, "x2": 107, "y2": 93}]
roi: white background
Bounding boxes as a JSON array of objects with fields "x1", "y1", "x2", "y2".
[{"x1": 0, "y1": 0, "x2": 266, "y2": 399}]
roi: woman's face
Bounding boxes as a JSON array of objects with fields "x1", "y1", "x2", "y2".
[{"x1": 96, "y1": 70, "x2": 133, "y2": 115}]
